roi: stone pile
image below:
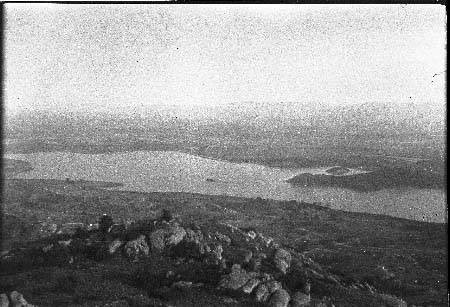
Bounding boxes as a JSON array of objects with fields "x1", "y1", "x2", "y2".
[{"x1": 3, "y1": 212, "x2": 411, "y2": 307}]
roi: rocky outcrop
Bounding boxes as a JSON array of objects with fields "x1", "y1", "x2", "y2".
[
  {"x1": 218, "y1": 264, "x2": 256, "y2": 290},
  {"x1": 7, "y1": 291, "x2": 35, "y2": 307},
  {"x1": 108, "y1": 238, "x2": 123, "y2": 255},
  {"x1": 255, "y1": 282, "x2": 271, "y2": 302},
  {"x1": 268, "y1": 289, "x2": 290, "y2": 307},
  {"x1": 124, "y1": 235, "x2": 149, "y2": 261},
  {"x1": 223, "y1": 248, "x2": 253, "y2": 266},
  {"x1": 241, "y1": 278, "x2": 260, "y2": 294},
  {"x1": 2, "y1": 213, "x2": 413, "y2": 307},
  {"x1": 0, "y1": 294, "x2": 9, "y2": 307},
  {"x1": 149, "y1": 223, "x2": 186, "y2": 252},
  {"x1": 290, "y1": 291, "x2": 311, "y2": 307},
  {"x1": 273, "y1": 248, "x2": 292, "y2": 274}
]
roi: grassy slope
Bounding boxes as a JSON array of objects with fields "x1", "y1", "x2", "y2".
[{"x1": 1, "y1": 178, "x2": 447, "y2": 306}]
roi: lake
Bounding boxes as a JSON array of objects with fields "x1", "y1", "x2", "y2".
[{"x1": 5, "y1": 151, "x2": 447, "y2": 223}]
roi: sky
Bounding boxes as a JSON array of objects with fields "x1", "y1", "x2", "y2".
[{"x1": 4, "y1": 4, "x2": 447, "y2": 117}]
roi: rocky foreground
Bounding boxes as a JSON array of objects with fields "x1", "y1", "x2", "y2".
[{"x1": 1, "y1": 211, "x2": 411, "y2": 307}]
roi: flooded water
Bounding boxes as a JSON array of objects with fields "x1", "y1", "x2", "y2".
[{"x1": 5, "y1": 151, "x2": 446, "y2": 223}]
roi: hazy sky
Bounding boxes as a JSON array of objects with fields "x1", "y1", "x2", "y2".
[{"x1": 4, "y1": 4, "x2": 446, "y2": 116}]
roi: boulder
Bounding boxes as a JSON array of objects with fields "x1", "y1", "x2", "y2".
[
  {"x1": 218, "y1": 264, "x2": 254, "y2": 290},
  {"x1": 290, "y1": 291, "x2": 311, "y2": 307},
  {"x1": 0, "y1": 294, "x2": 9, "y2": 307},
  {"x1": 124, "y1": 235, "x2": 149, "y2": 261},
  {"x1": 247, "y1": 231, "x2": 257, "y2": 240},
  {"x1": 249, "y1": 253, "x2": 267, "y2": 271},
  {"x1": 273, "y1": 248, "x2": 292, "y2": 274},
  {"x1": 266, "y1": 280, "x2": 282, "y2": 294},
  {"x1": 241, "y1": 278, "x2": 260, "y2": 294},
  {"x1": 268, "y1": 289, "x2": 290, "y2": 307},
  {"x1": 215, "y1": 232, "x2": 232, "y2": 245},
  {"x1": 9, "y1": 291, "x2": 33, "y2": 307},
  {"x1": 256, "y1": 232, "x2": 274, "y2": 248},
  {"x1": 149, "y1": 224, "x2": 186, "y2": 252},
  {"x1": 185, "y1": 228, "x2": 204, "y2": 242},
  {"x1": 223, "y1": 248, "x2": 253, "y2": 266},
  {"x1": 108, "y1": 238, "x2": 124, "y2": 255},
  {"x1": 255, "y1": 283, "x2": 271, "y2": 302},
  {"x1": 205, "y1": 243, "x2": 223, "y2": 265}
]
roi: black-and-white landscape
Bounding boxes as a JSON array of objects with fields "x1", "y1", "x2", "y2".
[{"x1": 2, "y1": 4, "x2": 447, "y2": 307}]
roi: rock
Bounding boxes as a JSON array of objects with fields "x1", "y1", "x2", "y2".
[
  {"x1": 218, "y1": 264, "x2": 254, "y2": 290},
  {"x1": 205, "y1": 243, "x2": 223, "y2": 265},
  {"x1": 223, "y1": 248, "x2": 253, "y2": 266},
  {"x1": 108, "y1": 238, "x2": 123, "y2": 254},
  {"x1": 249, "y1": 253, "x2": 267, "y2": 271},
  {"x1": 9, "y1": 291, "x2": 33, "y2": 307},
  {"x1": 247, "y1": 230, "x2": 257, "y2": 240},
  {"x1": 215, "y1": 232, "x2": 232, "y2": 245},
  {"x1": 268, "y1": 289, "x2": 290, "y2": 307},
  {"x1": 213, "y1": 244, "x2": 223, "y2": 259},
  {"x1": 185, "y1": 228, "x2": 204, "y2": 243},
  {"x1": 261, "y1": 273, "x2": 274, "y2": 282},
  {"x1": 266, "y1": 280, "x2": 282, "y2": 294},
  {"x1": 0, "y1": 294, "x2": 9, "y2": 307},
  {"x1": 124, "y1": 235, "x2": 149, "y2": 261},
  {"x1": 256, "y1": 233, "x2": 274, "y2": 248},
  {"x1": 379, "y1": 294, "x2": 407, "y2": 307},
  {"x1": 149, "y1": 224, "x2": 186, "y2": 252},
  {"x1": 255, "y1": 283, "x2": 270, "y2": 302},
  {"x1": 273, "y1": 248, "x2": 292, "y2": 274},
  {"x1": 290, "y1": 291, "x2": 311, "y2": 307},
  {"x1": 241, "y1": 278, "x2": 260, "y2": 294}
]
